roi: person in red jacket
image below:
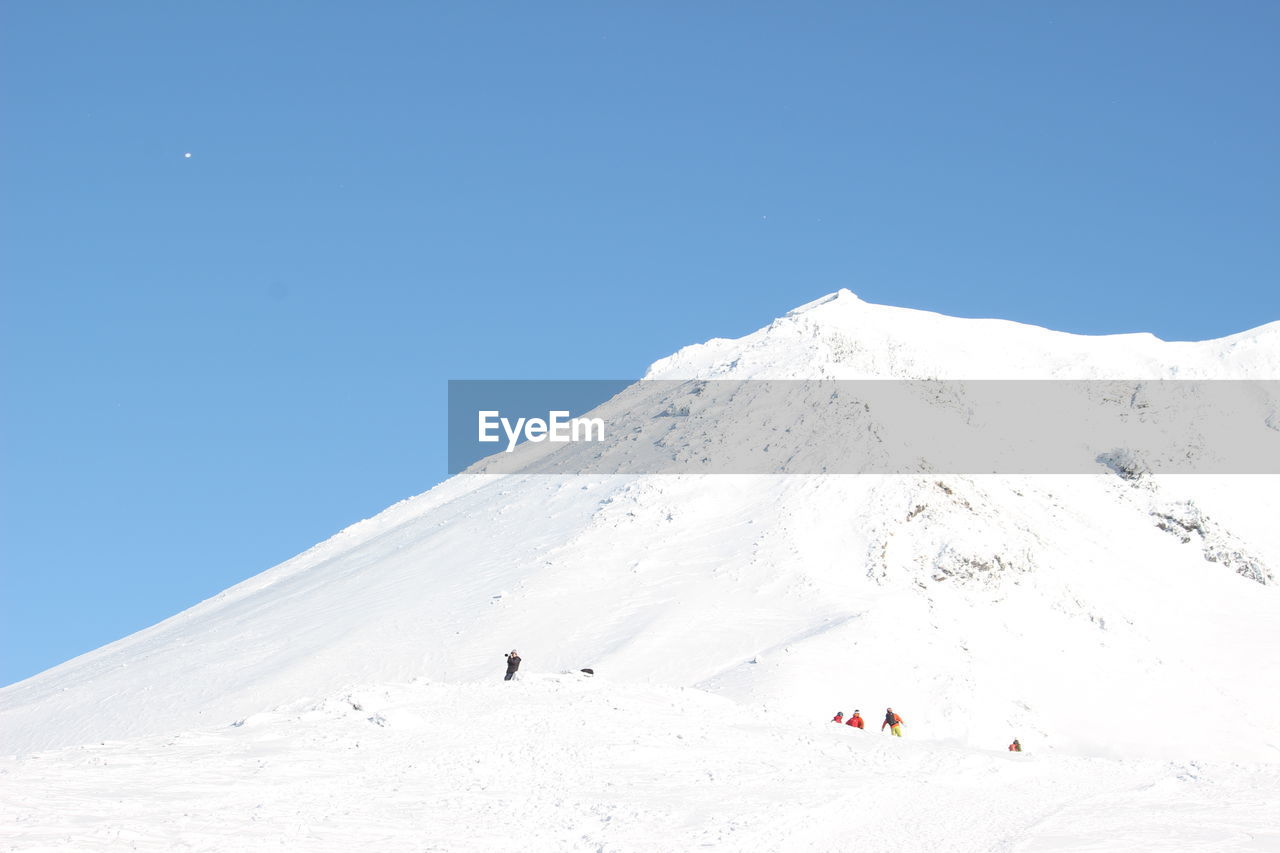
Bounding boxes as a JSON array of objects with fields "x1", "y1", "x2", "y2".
[
  {"x1": 882, "y1": 707, "x2": 904, "y2": 736},
  {"x1": 1008, "y1": 739, "x2": 1022, "y2": 752},
  {"x1": 846, "y1": 710, "x2": 865, "y2": 729},
  {"x1": 831, "y1": 711, "x2": 844, "y2": 723}
]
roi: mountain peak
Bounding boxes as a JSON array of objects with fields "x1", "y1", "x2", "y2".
[
  {"x1": 645, "y1": 292, "x2": 1280, "y2": 381},
  {"x1": 784, "y1": 288, "x2": 862, "y2": 316}
]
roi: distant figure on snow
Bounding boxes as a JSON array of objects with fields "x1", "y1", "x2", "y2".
[
  {"x1": 831, "y1": 711, "x2": 844, "y2": 724},
  {"x1": 1008, "y1": 739, "x2": 1022, "y2": 752},
  {"x1": 882, "y1": 707, "x2": 904, "y2": 736},
  {"x1": 846, "y1": 710, "x2": 865, "y2": 729},
  {"x1": 504, "y1": 650, "x2": 521, "y2": 681}
]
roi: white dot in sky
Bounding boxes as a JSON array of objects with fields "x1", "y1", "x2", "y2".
[{"x1": 184, "y1": 152, "x2": 192, "y2": 158}]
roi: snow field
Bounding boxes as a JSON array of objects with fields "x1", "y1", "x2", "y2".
[
  {"x1": 5, "y1": 675, "x2": 1276, "y2": 853},
  {"x1": 2, "y1": 468, "x2": 1277, "y2": 764}
]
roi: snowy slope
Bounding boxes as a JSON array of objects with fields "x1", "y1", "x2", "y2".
[
  {"x1": 4, "y1": 675, "x2": 1278, "y2": 852},
  {"x1": 2, "y1": 290, "x2": 1278, "y2": 774}
]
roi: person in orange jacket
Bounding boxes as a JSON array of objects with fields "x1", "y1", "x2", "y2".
[
  {"x1": 846, "y1": 710, "x2": 865, "y2": 729},
  {"x1": 1008, "y1": 739, "x2": 1022, "y2": 752},
  {"x1": 882, "y1": 707, "x2": 904, "y2": 736},
  {"x1": 831, "y1": 711, "x2": 845, "y2": 723}
]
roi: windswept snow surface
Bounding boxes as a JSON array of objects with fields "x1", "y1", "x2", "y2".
[
  {"x1": 2, "y1": 291, "x2": 1278, "y2": 849},
  {"x1": 4, "y1": 676, "x2": 1278, "y2": 852}
]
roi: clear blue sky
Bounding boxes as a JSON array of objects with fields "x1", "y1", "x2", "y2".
[{"x1": 2, "y1": 2, "x2": 1277, "y2": 687}]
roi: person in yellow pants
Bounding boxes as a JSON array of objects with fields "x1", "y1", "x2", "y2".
[{"x1": 881, "y1": 707, "x2": 904, "y2": 736}]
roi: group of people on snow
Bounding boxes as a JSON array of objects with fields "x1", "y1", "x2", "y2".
[
  {"x1": 831, "y1": 710, "x2": 863, "y2": 728},
  {"x1": 503, "y1": 653, "x2": 1020, "y2": 751},
  {"x1": 831, "y1": 708, "x2": 1022, "y2": 752},
  {"x1": 831, "y1": 708, "x2": 903, "y2": 735}
]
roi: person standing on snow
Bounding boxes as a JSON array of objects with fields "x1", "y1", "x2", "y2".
[
  {"x1": 846, "y1": 710, "x2": 865, "y2": 729},
  {"x1": 504, "y1": 650, "x2": 521, "y2": 681},
  {"x1": 831, "y1": 711, "x2": 845, "y2": 723},
  {"x1": 1008, "y1": 739, "x2": 1022, "y2": 752},
  {"x1": 882, "y1": 707, "x2": 904, "y2": 736}
]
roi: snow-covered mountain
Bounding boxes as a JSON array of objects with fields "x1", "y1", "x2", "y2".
[
  {"x1": 3, "y1": 291, "x2": 1278, "y2": 771},
  {"x1": 649, "y1": 290, "x2": 1280, "y2": 380}
]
